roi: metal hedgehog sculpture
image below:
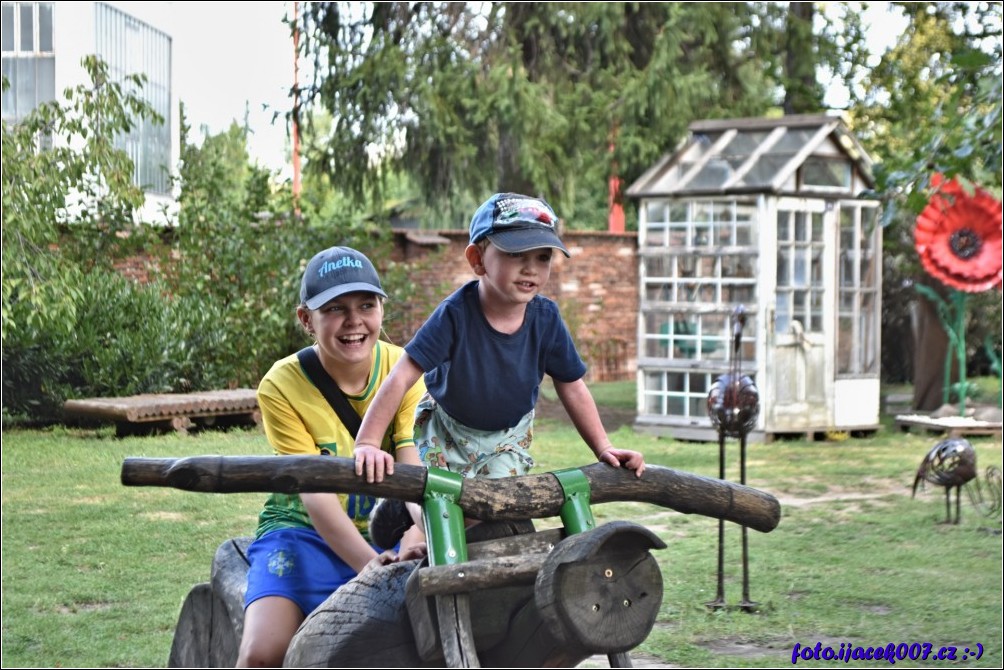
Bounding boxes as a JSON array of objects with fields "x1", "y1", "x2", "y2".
[
  {"x1": 706, "y1": 305, "x2": 761, "y2": 611},
  {"x1": 912, "y1": 437, "x2": 1003, "y2": 524}
]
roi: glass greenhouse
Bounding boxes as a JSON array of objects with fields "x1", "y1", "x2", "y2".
[{"x1": 626, "y1": 114, "x2": 882, "y2": 441}]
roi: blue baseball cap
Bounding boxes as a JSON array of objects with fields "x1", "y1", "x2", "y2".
[
  {"x1": 300, "y1": 246, "x2": 387, "y2": 309},
  {"x1": 469, "y1": 193, "x2": 570, "y2": 257}
]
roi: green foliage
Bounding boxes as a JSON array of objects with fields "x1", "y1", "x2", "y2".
[
  {"x1": 297, "y1": 3, "x2": 827, "y2": 226},
  {"x1": 64, "y1": 272, "x2": 230, "y2": 397},
  {"x1": 2, "y1": 57, "x2": 405, "y2": 422},
  {"x1": 1, "y1": 57, "x2": 170, "y2": 419},
  {"x1": 154, "y1": 110, "x2": 394, "y2": 389},
  {"x1": 1, "y1": 270, "x2": 232, "y2": 421},
  {"x1": 2, "y1": 56, "x2": 160, "y2": 350},
  {"x1": 159, "y1": 115, "x2": 307, "y2": 387}
]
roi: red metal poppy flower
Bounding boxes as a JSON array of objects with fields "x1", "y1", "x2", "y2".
[{"x1": 914, "y1": 174, "x2": 1003, "y2": 292}]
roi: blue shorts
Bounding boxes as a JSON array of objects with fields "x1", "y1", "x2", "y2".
[{"x1": 244, "y1": 527, "x2": 383, "y2": 616}]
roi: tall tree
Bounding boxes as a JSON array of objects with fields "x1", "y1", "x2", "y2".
[
  {"x1": 296, "y1": 3, "x2": 830, "y2": 227},
  {"x1": 783, "y1": 2, "x2": 825, "y2": 113}
]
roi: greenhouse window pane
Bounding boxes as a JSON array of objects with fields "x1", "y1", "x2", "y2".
[
  {"x1": 669, "y1": 202, "x2": 688, "y2": 222},
  {"x1": 690, "y1": 373, "x2": 709, "y2": 394},
  {"x1": 802, "y1": 156, "x2": 851, "y2": 188},
  {"x1": 721, "y1": 131, "x2": 769, "y2": 156},
  {"x1": 689, "y1": 397, "x2": 705, "y2": 417},
  {"x1": 778, "y1": 211, "x2": 791, "y2": 241},
  {"x1": 837, "y1": 316, "x2": 853, "y2": 373},
  {"x1": 646, "y1": 201, "x2": 669, "y2": 223}
]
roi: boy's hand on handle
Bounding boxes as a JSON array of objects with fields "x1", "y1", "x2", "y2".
[
  {"x1": 597, "y1": 447, "x2": 646, "y2": 478},
  {"x1": 354, "y1": 444, "x2": 393, "y2": 483}
]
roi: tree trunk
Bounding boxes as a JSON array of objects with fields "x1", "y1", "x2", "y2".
[
  {"x1": 912, "y1": 290, "x2": 955, "y2": 411},
  {"x1": 783, "y1": 2, "x2": 821, "y2": 114}
]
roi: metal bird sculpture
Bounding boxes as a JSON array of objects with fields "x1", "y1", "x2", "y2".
[
  {"x1": 706, "y1": 305, "x2": 760, "y2": 611},
  {"x1": 912, "y1": 437, "x2": 1003, "y2": 524},
  {"x1": 707, "y1": 305, "x2": 760, "y2": 438}
]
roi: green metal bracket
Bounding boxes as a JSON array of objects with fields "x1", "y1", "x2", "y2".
[
  {"x1": 423, "y1": 467, "x2": 467, "y2": 566},
  {"x1": 553, "y1": 468, "x2": 596, "y2": 535}
]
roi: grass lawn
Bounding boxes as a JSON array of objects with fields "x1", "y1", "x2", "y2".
[{"x1": 2, "y1": 383, "x2": 1001, "y2": 667}]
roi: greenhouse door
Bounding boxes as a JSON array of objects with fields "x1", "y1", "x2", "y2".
[{"x1": 767, "y1": 199, "x2": 832, "y2": 432}]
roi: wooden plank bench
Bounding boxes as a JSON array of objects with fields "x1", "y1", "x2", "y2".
[
  {"x1": 895, "y1": 413, "x2": 1003, "y2": 439},
  {"x1": 63, "y1": 389, "x2": 260, "y2": 436}
]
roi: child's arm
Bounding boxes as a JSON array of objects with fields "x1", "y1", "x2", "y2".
[
  {"x1": 354, "y1": 353, "x2": 425, "y2": 483},
  {"x1": 301, "y1": 492, "x2": 381, "y2": 571},
  {"x1": 553, "y1": 378, "x2": 646, "y2": 477}
]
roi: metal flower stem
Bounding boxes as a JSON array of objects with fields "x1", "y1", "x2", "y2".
[
  {"x1": 950, "y1": 291, "x2": 970, "y2": 416},
  {"x1": 983, "y1": 334, "x2": 1002, "y2": 409}
]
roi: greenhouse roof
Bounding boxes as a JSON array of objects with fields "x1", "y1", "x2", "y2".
[{"x1": 626, "y1": 113, "x2": 874, "y2": 198}]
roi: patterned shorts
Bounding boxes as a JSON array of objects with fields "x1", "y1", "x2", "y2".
[{"x1": 415, "y1": 393, "x2": 535, "y2": 479}]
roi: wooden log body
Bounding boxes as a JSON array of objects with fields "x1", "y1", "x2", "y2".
[
  {"x1": 284, "y1": 560, "x2": 427, "y2": 668},
  {"x1": 535, "y1": 521, "x2": 665, "y2": 655},
  {"x1": 405, "y1": 522, "x2": 665, "y2": 668},
  {"x1": 167, "y1": 524, "x2": 666, "y2": 667},
  {"x1": 127, "y1": 456, "x2": 782, "y2": 667},
  {"x1": 168, "y1": 538, "x2": 251, "y2": 667},
  {"x1": 407, "y1": 526, "x2": 553, "y2": 663}
]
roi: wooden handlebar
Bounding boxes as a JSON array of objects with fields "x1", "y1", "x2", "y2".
[{"x1": 121, "y1": 456, "x2": 780, "y2": 533}]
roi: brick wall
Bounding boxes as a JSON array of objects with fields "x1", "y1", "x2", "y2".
[
  {"x1": 385, "y1": 229, "x2": 639, "y2": 381},
  {"x1": 110, "y1": 230, "x2": 642, "y2": 382}
]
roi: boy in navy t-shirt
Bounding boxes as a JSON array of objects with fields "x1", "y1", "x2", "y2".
[{"x1": 353, "y1": 193, "x2": 645, "y2": 547}]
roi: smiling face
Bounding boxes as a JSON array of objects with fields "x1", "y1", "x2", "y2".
[
  {"x1": 298, "y1": 291, "x2": 384, "y2": 372},
  {"x1": 468, "y1": 241, "x2": 554, "y2": 310}
]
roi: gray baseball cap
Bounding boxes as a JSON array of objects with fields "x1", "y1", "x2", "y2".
[{"x1": 300, "y1": 246, "x2": 387, "y2": 309}]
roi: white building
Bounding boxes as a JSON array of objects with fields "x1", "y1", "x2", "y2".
[{"x1": 2, "y1": 1, "x2": 179, "y2": 223}]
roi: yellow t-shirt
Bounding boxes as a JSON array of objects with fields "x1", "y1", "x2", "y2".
[{"x1": 254, "y1": 340, "x2": 425, "y2": 539}]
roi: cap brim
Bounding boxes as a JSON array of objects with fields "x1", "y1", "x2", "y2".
[
  {"x1": 304, "y1": 283, "x2": 388, "y2": 310},
  {"x1": 488, "y1": 229, "x2": 570, "y2": 257}
]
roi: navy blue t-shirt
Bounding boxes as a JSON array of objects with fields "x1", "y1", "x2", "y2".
[{"x1": 405, "y1": 281, "x2": 587, "y2": 431}]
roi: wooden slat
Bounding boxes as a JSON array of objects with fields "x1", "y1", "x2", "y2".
[
  {"x1": 64, "y1": 390, "x2": 259, "y2": 426},
  {"x1": 896, "y1": 414, "x2": 1003, "y2": 438}
]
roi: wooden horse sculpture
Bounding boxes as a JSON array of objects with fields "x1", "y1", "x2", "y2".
[
  {"x1": 122, "y1": 455, "x2": 780, "y2": 667},
  {"x1": 706, "y1": 305, "x2": 760, "y2": 611}
]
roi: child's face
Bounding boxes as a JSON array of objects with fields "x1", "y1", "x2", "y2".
[
  {"x1": 477, "y1": 242, "x2": 554, "y2": 306},
  {"x1": 299, "y1": 291, "x2": 383, "y2": 366}
]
